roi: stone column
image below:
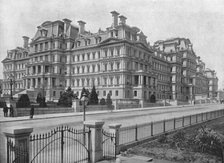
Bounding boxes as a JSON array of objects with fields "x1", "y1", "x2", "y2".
[
  {"x1": 109, "y1": 124, "x2": 121, "y2": 154},
  {"x1": 35, "y1": 78, "x2": 38, "y2": 88},
  {"x1": 84, "y1": 120, "x2": 104, "y2": 163},
  {"x1": 4, "y1": 127, "x2": 33, "y2": 163}
]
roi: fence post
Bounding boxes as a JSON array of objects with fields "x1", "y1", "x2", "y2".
[
  {"x1": 151, "y1": 122, "x2": 153, "y2": 136},
  {"x1": 163, "y1": 120, "x2": 166, "y2": 133},
  {"x1": 189, "y1": 115, "x2": 192, "y2": 125},
  {"x1": 182, "y1": 116, "x2": 184, "y2": 127},
  {"x1": 109, "y1": 123, "x2": 122, "y2": 155},
  {"x1": 84, "y1": 120, "x2": 105, "y2": 163},
  {"x1": 173, "y1": 118, "x2": 176, "y2": 130},
  {"x1": 4, "y1": 126, "x2": 33, "y2": 163},
  {"x1": 135, "y1": 124, "x2": 138, "y2": 141}
]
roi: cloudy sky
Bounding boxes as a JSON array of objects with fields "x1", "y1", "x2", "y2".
[{"x1": 0, "y1": 0, "x2": 224, "y2": 89}]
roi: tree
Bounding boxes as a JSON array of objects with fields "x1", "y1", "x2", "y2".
[
  {"x1": 16, "y1": 94, "x2": 30, "y2": 108},
  {"x1": 80, "y1": 87, "x2": 90, "y2": 99},
  {"x1": 89, "y1": 86, "x2": 98, "y2": 105},
  {"x1": 36, "y1": 92, "x2": 47, "y2": 107},
  {"x1": 58, "y1": 87, "x2": 77, "y2": 107}
]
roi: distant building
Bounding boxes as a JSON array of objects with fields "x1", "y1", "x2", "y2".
[
  {"x1": 205, "y1": 68, "x2": 218, "y2": 98},
  {"x1": 2, "y1": 37, "x2": 29, "y2": 96}
]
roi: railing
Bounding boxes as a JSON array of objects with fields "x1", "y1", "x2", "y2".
[{"x1": 119, "y1": 109, "x2": 224, "y2": 146}]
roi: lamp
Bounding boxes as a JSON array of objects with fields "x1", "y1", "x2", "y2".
[{"x1": 80, "y1": 92, "x2": 88, "y2": 145}]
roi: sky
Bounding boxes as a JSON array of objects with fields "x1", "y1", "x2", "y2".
[{"x1": 0, "y1": 0, "x2": 224, "y2": 89}]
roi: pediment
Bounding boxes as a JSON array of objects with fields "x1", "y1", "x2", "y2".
[
  {"x1": 99, "y1": 37, "x2": 122, "y2": 45},
  {"x1": 2, "y1": 58, "x2": 12, "y2": 62},
  {"x1": 32, "y1": 36, "x2": 48, "y2": 43}
]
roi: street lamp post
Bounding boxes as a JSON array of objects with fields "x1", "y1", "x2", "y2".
[
  {"x1": 81, "y1": 92, "x2": 88, "y2": 145},
  {"x1": 8, "y1": 75, "x2": 14, "y2": 100},
  {"x1": 162, "y1": 90, "x2": 166, "y2": 106},
  {"x1": 9, "y1": 79, "x2": 13, "y2": 100}
]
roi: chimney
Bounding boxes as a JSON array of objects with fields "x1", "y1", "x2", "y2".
[
  {"x1": 119, "y1": 15, "x2": 127, "y2": 25},
  {"x1": 77, "y1": 20, "x2": 86, "y2": 34},
  {"x1": 63, "y1": 18, "x2": 72, "y2": 35},
  {"x1": 111, "y1": 11, "x2": 119, "y2": 27},
  {"x1": 22, "y1": 36, "x2": 29, "y2": 48}
]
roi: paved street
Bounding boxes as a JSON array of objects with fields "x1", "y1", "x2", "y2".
[{"x1": 0, "y1": 103, "x2": 223, "y2": 162}]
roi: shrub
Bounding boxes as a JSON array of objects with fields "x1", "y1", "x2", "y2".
[
  {"x1": 0, "y1": 98, "x2": 6, "y2": 108},
  {"x1": 100, "y1": 98, "x2": 106, "y2": 105},
  {"x1": 36, "y1": 92, "x2": 47, "y2": 107},
  {"x1": 16, "y1": 94, "x2": 30, "y2": 108},
  {"x1": 106, "y1": 93, "x2": 112, "y2": 106},
  {"x1": 157, "y1": 134, "x2": 168, "y2": 143},
  {"x1": 58, "y1": 87, "x2": 77, "y2": 107}
]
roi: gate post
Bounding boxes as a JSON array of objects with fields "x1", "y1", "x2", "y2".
[
  {"x1": 4, "y1": 126, "x2": 33, "y2": 163},
  {"x1": 84, "y1": 120, "x2": 104, "y2": 163},
  {"x1": 109, "y1": 123, "x2": 121, "y2": 155}
]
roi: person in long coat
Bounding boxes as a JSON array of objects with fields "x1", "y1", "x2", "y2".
[
  {"x1": 9, "y1": 105, "x2": 13, "y2": 117},
  {"x1": 3, "y1": 104, "x2": 8, "y2": 117},
  {"x1": 30, "y1": 105, "x2": 34, "y2": 119}
]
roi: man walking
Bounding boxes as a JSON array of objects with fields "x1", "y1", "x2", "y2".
[{"x1": 30, "y1": 105, "x2": 34, "y2": 119}]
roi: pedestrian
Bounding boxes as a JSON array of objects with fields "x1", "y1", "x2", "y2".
[
  {"x1": 30, "y1": 105, "x2": 34, "y2": 119},
  {"x1": 3, "y1": 104, "x2": 8, "y2": 117},
  {"x1": 9, "y1": 105, "x2": 14, "y2": 117}
]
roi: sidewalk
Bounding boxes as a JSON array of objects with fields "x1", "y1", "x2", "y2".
[
  {"x1": 0, "y1": 103, "x2": 214, "y2": 123},
  {"x1": 97, "y1": 155, "x2": 176, "y2": 163}
]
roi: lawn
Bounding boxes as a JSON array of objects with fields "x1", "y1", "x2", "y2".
[{"x1": 128, "y1": 116, "x2": 224, "y2": 163}]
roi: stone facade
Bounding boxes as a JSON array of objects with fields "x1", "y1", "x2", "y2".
[{"x1": 2, "y1": 11, "x2": 218, "y2": 102}]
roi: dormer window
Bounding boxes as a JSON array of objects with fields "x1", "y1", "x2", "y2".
[
  {"x1": 77, "y1": 41, "x2": 81, "y2": 47},
  {"x1": 111, "y1": 31, "x2": 113, "y2": 37},
  {"x1": 40, "y1": 29, "x2": 47, "y2": 37}
]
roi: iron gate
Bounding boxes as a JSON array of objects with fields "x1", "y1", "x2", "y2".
[
  {"x1": 30, "y1": 126, "x2": 90, "y2": 163},
  {"x1": 7, "y1": 126, "x2": 90, "y2": 163},
  {"x1": 102, "y1": 129, "x2": 116, "y2": 160}
]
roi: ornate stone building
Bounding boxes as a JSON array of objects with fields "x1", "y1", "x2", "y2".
[{"x1": 2, "y1": 11, "x2": 218, "y2": 102}]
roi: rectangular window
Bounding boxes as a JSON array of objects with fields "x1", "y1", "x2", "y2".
[
  {"x1": 53, "y1": 91, "x2": 56, "y2": 97},
  {"x1": 35, "y1": 44, "x2": 38, "y2": 52},
  {"x1": 103, "y1": 91, "x2": 106, "y2": 96},
  {"x1": 134, "y1": 91, "x2": 137, "y2": 96},
  {"x1": 109, "y1": 90, "x2": 112, "y2": 96},
  {"x1": 116, "y1": 90, "x2": 118, "y2": 96},
  {"x1": 45, "y1": 42, "x2": 48, "y2": 50},
  {"x1": 104, "y1": 50, "x2": 107, "y2": 57},
  {"x1": 104, "y1": 78, "x2": 107, "y2": 85},
  {"x1": 40, "y1": 43, "x2": 43, "y2": 51}
]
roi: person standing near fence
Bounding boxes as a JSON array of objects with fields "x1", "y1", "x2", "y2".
[
  {"x1": 3, "y1": 104, "x2": 8, "y2": 117},
  {"x1": 9, "y1": 105, "x2": 14, "y2": 117},
  {"x1": 30, "y1": 105, "x2": 34, "y2": 119}
]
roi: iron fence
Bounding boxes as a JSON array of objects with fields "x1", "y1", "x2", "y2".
[{"x1": 119, "y1": 109, "x2": 224, "y2": 145}]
